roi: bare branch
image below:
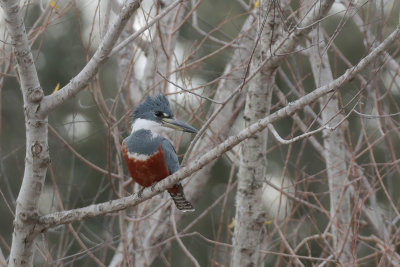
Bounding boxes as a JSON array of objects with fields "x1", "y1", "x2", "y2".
[
  {"x1": 49, "y1": 125, "x2": 124, "y2": 180},
  {"x1": 157, "y1": 71, "x2": 223, "y2": 104},
  {"x1": 171, "y1": 209, "x2": 200, "y2": 267},
  {"x1": 38, "y1": 23, "x2": 400, "y2": 229},
  {"x1": 40, "y1": 0, "x2": 143, "y2": 114},
  {"x1": 267, "y1": 109, "x2": 350, "y2": 145},
  {"x1": 110, "y1": 0, "x2": 184, "y2": 56}
]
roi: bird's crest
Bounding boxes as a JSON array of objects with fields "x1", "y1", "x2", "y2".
[{"x1": 132, "y1": 94, "x2": 173, "y2": 122}]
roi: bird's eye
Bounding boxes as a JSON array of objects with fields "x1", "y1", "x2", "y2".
[{"x1": 154, "y1": 111, "x2": 163, "y2": 118}]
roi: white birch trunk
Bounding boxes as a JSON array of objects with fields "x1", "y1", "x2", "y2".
[
  {"x1": 231, "y1": 1, "x2": 282, "y2": 266},
  {"x1": 309, "y1": 29, "x2": 353, "y2": 263},
  {"x1": 0, "y1": 1, "x2": 48, "y2": 266}
]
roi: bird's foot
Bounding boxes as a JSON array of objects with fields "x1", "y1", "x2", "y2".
[
  {"x1": 150, "y1": 182, "x2": 158, "y2": 192},
  {"x1": 137, "y1": 187, "x2": 145, "y2": 198}
]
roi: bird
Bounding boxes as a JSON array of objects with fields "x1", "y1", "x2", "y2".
[{"x1": 122, "y1": 94, "x2": 197, "y2": 212}]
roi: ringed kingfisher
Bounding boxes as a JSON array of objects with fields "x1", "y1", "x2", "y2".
[{"x1": 122, "y1": 94, "x2": 197, "y2": 212}]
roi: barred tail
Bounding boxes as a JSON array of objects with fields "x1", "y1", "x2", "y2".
[{"x1": 168, "y1": 183, "x2": 195, "y2": 212}]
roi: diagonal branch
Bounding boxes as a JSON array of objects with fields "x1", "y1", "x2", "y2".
[
  {"x1": 39, "y1": 0, "x2": 144, "y2": 115},
  {"x1": 110, "y1": 0, "x2": 184, "y2": 56},
  {"x1": 38, "y1": 23, "x2": 400, "y2": 229}
]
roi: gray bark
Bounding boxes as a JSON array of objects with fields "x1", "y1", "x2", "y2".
[
  {"x1": 231, "y1": 1, "x2": 281, "y2": 265},
  {"x1": 309, "y1": 29, "x2": 353, "y2": 263},
  {"x1": 0, "y1": 0, "x2": 48, "y2": 265}
]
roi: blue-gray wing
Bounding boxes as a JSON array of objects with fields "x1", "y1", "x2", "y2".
[{"x1": 161, "y1": 139, "x2": 179, "y2": 174}]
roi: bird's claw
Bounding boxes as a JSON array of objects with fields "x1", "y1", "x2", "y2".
[
  {"x1": 137, "y1": 187, "x2": 145, "y2": 198},
  {"x1": 150, "y1": 182, "x2": 157, "y2": 192}
]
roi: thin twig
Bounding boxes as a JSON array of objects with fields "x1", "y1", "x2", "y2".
[
  {"x1": 171, "y1": 209, "x2": 200, "y2": 267},
  {"x1": 157, "y1": 71, "x2": 223, "y2": 104}
]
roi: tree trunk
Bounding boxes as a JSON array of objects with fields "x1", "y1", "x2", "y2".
[
  {"x1": 0, "y1": 0, "x2": 48, "y2": 266},
  {"x1": 231, "y1": 1, "x2": 281, "y2": 266},
  {"x1": 309, "y1": 29, "x2": 353, "y2": 264}
]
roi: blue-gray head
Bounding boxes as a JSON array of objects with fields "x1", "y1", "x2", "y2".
[{"x1": 131, "y1": 94, "x2": 198, "y2": 135}]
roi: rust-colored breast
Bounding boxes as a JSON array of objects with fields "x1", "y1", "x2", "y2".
[{"x1": 123, "y1": 143, "x2": 170, "y2": 187}]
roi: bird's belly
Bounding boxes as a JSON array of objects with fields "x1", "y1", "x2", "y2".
[{"x1": 123, "y1": 145, "x2": 170, "y2": 187}]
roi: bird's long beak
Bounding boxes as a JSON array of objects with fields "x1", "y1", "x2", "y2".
[{"x1": 162, "y1": 118, "x2": 198, "y2": 133}]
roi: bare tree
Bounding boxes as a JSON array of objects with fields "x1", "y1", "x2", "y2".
[{"x1": 1, "y1": 0, "x2": 400, "y2": 266}]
